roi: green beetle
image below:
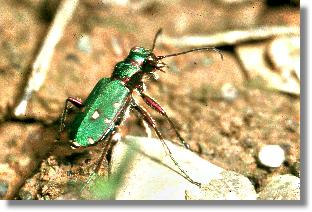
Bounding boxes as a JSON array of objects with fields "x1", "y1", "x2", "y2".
[{"x1": 60, "y1": 30, "x2": 222, "y2": 186}]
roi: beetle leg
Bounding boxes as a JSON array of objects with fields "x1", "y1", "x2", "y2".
[
  {"x1": 131, "y1": 100, "x2": 201, "y2": 187},
  {"x1": 59, "y1": 97, "x2": 84, "y2": 134},
  {"x1": 80, "y1": 129, "x2": 117, "y2": 193},
  {"x1": 93, "y1": 131, "x2": 117, "y2": 174},
  {"x1": 139, "y1": 92, "x2": 191, "y2": 150}
]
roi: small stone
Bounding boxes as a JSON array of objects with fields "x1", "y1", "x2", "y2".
[
  {"x1": 77, "y1": 34, "x2": 92, "y2": 53},
  {"x1": 110, "y1": 36, "x2": 123, "y2": 56},
  {"x1": 243, "y1": 137, "x2": 255, "y2": 148},
  {"x1": 290, "y1": 162, "x2": 300, "y2": 178},
  {"x1": 257, "y1": 174, "x2": 300, "y2": 200},
  {"x1": 258, "y1": 145, "x2": 285, "y2": 168},
  {"x1": 47, "y1": 156, "x2": 58, "y2": 166},
  {"x1": 221, "y1": 83, "x2": 238, "y2": 101},
  {"x1": 285, "y1": 119, "x2": 298, "y2": 132},
  {"x1": 0, "y1": 180, "x2": 8, "y2": 198},
  {"x1": 220, "y1": 118, "x2": 231, "y2": 135},
  {"x1": 18, "y1": 156, "x2": 31, "y2": 167},
  {"x1": 243, "y1": 107, "x2": 254, "y2": 126},
  {"x1": 231, "y1": 117, "x2": 243, "y2": 128},
  {"x1": 56, "y1": 193, "x2": 79, "y2": 200},
  {"x1": 19, "y1": 189, "x2": 33, "y2": 200}
]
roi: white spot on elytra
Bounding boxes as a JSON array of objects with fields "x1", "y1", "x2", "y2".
[
  {"x1": 104, "y1": 118, "x2": 111, "y2": 124},
  {"x1": 72, "y1": 141, "x2": 80, "y2": 147},
  {"x1": 91, "y1": 110, "x2": 100, "y2": 120},
  {"x1": 88, "y1": 137, "x2": 95, "y2": 145},
  {"x1": 113, "y1": 102, "x2": 121, "y2": 108}
]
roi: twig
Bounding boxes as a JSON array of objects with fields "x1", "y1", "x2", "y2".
[
  {"x1": 13, "y1": 0, "x2": 80, "y2": 117},
  {"x1": 158, "y1": 26, "x2": 300, "y2": 48}
]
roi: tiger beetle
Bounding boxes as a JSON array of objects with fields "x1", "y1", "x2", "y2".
[{"x1": 59, "y1": 29, "x2": 223, "y2": 189}]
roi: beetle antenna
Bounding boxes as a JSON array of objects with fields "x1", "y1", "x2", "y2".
[
  {"x1": 151, "y1": 28, "x2": 163, "y2": 51},
  {"x1": 157, "y1": 47, "x2": 223, "y2": 60}
]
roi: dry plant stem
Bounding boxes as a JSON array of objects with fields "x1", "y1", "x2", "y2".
[
  {"x1": 14, "y1": 0, "x2": 80, "y2": 117},
  {"x1": 159, "y1": 26, "x2": 300, "y2": 48}
]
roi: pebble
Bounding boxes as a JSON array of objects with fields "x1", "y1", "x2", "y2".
[
  {"x1": 257, "y1": 174, "x2": 300, "y2": 200},
  {"x1": 258, "y1": 145, "x2": 285, "y2": 168},
  {"x1": 243, "y1": 137, "x2": 255, "y2": 148},
  {"x1": 243, "y1": 107, "x2": 254, "y2": 126},
  {"x1": 221, "y1": 83, "x2": 238, "y2": 101},
  {"x1": 0, "y1": 180, "x2": 8, "y2": 198},
  {"x1": 285, "y1": 119, "x2": 298, "y2": 132},
  {"x1": 290, "y1": 162, "x2": 300, "y2": 177},
  {"x1": 19, "y1": 189, "x2": 33, "y2": 200},
  {"x1": 77, "y1": 34, "x2": 92, "y2": 53},
  {"x1": 111, "y1": 36, "x2": 123, "y2": 56}
]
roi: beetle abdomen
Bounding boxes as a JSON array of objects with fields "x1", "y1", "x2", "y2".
[{"x1": 69, "y1": 79, "x2": 130, "y2": 146}]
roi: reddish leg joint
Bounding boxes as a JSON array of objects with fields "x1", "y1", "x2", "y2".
[
  {"x1": 140, "y1": 93, "x2": 165, "y2": 115},
  {"x1": 67, "y1": 97, "x2": 84, "y2": 108},
  {"x1": 140, "y1": 93, "x2": 190, "y2": 149}
]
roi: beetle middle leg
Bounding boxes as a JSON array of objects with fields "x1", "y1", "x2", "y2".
[{"x1": 131, "y1": 99, "x2": 201, "y2": 187}]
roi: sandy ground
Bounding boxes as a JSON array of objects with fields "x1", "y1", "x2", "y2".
[{"x1": 0, "y1": 0, "x2": 300, "y2": 199}]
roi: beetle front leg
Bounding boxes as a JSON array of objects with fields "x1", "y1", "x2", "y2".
[
  {"x1": 131, "y1": 99, "x2": 201, "y2": 187},
  {"x1": 59, "y1": 97, "x2": 84, "y2": 134},
  {"x1": 139, "y1": 92, "x2": 191, "y2": 150}
]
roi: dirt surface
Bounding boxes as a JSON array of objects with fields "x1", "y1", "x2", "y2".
[{"x1": 0, "y1": 0, "x2": 300, "y2": 200}]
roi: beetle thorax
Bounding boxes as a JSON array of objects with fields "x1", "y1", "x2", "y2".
[{"x1": 111, "y1": 47, "x2": 154, "y2": 80}]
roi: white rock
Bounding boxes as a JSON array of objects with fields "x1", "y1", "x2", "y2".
[
  {"x1": 77, "y1": 34, "x2": 92, "y2": 53},
  {"x1": 221, "y1": 83, "x2": 238, "y2": 101},
  {"x1": 235, "y1": 42, "x2": 300, "y2": 96},
  {"x1": 110, "y1": 136, "x2": 257, "y2": 200},
  {"x1": 258, "y1": 145, "x2": 285, "y2": 168},
  {"x1": 257, "y1": 174, "x2": 300, "y2": 200},
  {"x1": 185, "y1": 171, "x2": 257, "y2": 200},
  {"x1": 267, "y1": 36, "x2": 300, "y2": 80}
]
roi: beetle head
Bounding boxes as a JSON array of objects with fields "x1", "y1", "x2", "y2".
[{"x1": 111, "y1": 29, "x2": 223, "y2": 81}]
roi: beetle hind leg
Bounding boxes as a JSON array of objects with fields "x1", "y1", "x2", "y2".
[
  {"x1": 80, "y1": 129, "x2": 117, "y2": 193},
  {"x1": 131, "y1": 99, "x2": 201, "y2": 187},
  {"x1": 139, "y1": 92, "x2": 191, "y2": 149}
]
